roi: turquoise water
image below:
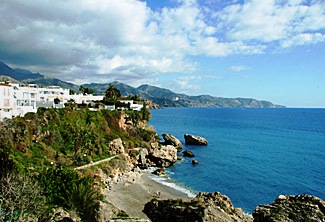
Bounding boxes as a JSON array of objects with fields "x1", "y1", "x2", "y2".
[{"x1": 149, "y1": 108, "x2": 325, "y2": 213}]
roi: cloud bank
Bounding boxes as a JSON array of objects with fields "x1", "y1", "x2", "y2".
[{"x1": 0, "y1": 0, "x2": 324, "y2": 85}]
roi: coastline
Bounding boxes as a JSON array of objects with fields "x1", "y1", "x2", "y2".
[{"x1": 105, "y1": 169, "x2": 194, "y2": 219}]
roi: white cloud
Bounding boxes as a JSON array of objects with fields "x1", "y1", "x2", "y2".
[
  {"x1": 216, "y1": 0, "x2": 325, "y2": 46},
  {"x1": 174, "y1": 75, "x2": 202, "y2": 91},
  {"x1": 281, "y1": 32, "x2": 325, "y2": 48},
  {"x1": 172, "y1": 74, "x2": 223, "y2": 93},
  {"x1": 0, "y1": 0, "x2": 324, "y2": 85}
]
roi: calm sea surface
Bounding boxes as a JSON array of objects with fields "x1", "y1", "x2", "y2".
[{"x1": 148, "y1": 108, "x2": 325, "y2": 213}]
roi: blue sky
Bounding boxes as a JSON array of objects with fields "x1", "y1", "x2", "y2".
[{"x1": 0, "y1": 0, "x2": 324, "y2": 107}]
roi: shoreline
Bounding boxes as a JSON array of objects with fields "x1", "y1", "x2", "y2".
[{"x1": 105, "y1": 170, "x2": 194, "y2": 219}]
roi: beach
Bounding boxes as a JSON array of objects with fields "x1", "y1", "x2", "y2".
[{"x1": 105, "y1": 171, "x2": 192, "y2": 219}]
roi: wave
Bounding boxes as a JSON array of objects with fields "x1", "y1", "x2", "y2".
[
  {"x1": 149, "y1": 174, "x2": 197, "y2": 198},
  {"x1": 144, "y1": 166, "x2": 197, "y2": 198}
]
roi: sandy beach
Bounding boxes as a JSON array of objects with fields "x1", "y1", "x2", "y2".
[{"x1": 105, "y1": 171, "x2": 192, "y2": 219}]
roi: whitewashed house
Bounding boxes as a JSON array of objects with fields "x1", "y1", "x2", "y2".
[
  {"x1": 0, "y1": 83, "x2": 15, "y2": 120},
  {"x1": 117, "y1": 99, "x2": 144, "y2": 111}
]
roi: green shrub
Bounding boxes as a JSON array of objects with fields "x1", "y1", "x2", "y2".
[{"x1": 38, "y1": 167, "x2": 103, "y2": 221}]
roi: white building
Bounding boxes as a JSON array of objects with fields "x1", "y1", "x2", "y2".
[
  {"x1": 67, "y1": 94, "x2": 104, "y2": 104},
  {"x1": 117, "y1": 99, "x2": 144, "y2": 111},
  {"x1": 0, "y1": 83, "x2": 144, "y2": 121},
  {"x1": 0, "y1": 83, "x2": 15, "y2": 119}
]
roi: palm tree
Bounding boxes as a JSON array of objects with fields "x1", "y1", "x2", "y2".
[
  {"x1": 59, "y1": 182, "x2": 102, "y2": 221},
  {"x1": 104, "y1": 84, "x2": 121, "y2": 104}
]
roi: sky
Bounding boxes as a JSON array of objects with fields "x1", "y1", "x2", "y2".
[{"x1": 0, "y1": 0, "x2": 324, "y2": 107}]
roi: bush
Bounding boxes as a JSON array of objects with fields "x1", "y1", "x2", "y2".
[
  {"x1": 58, "y1": 182, "x2": 102, "y2": 221},
  {"x1": 38, "y1": 167, "x2": 103, "y2": 221},
  {"x1": 0, "y1": 172, "x2": 47, "y2": 221}
]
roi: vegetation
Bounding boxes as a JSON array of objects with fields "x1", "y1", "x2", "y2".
[
  {"x1": 0, "y1": 172, "x2": 47, "y2": 221},
  {"x1": 79, "y1": 85, "x2": 94, "y2": 95},
  {"x1": 103, "y1": 84, "x2": 121, "y2": 104},
  {"x1": 38, "y1": 167, "x2": 102, "y2": 221},
  {"x1": 0, "y1": 102, "x2": 155, "y2": 221}
]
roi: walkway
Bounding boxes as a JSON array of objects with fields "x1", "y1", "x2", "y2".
[{"x1": 74, "y1": 155, "x2": 117, "y2": 170}]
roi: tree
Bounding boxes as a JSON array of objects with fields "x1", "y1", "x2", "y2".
[
  {"x1": 103, "y1": 84, "x2": 121, "y2": 104},
  {"x1": 64, "y1": 99, "x2": 77, "y2": 110},
  {"x1": 54, "y1": 98, "x2": 60, "y2": 104},
  {"x1": 79, "y1": 86, "x2": 94, "y2": 95},
  {"x1": 0, "y1": 150, "x2": 16, "y2": 180},
  {"x1": 128, "y1": 94, "x2": 141, "y2": 102},
  {"x1": 84, "y1": 87, "x2": 94, "y2": 95},
  {"x1": 79, "y1": 85, "x2": 85, "y2": 94}
]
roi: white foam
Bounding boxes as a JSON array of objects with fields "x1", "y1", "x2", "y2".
[{"x1": 148, "y1": 173, "x2": 197, "y2": 198}]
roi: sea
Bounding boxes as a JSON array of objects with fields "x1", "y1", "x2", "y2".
[{"x1": 148, "y1": 107, "x2": 325, "y2": 213}]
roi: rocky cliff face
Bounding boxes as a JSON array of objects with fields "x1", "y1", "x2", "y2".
[
  {"x1": 253, "y1": 194, "x2": 325, "y2": 222},
  {"x1": 108, "y1": 138, "x2": 125, "y2": 155},
  {"x1": 143, "y1": 192, "x2": 252, "y2": 222}
]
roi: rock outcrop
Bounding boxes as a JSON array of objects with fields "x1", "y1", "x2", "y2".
[
  {"x1": 147, "y1": 144, "x2": 178, "y2": 168},
  {"x1": 182, "y1": 150, "x2": 195, "y2": 158},
  {"x1": 253, "y1": 194, "x2": 325, "y2": 222},
  {"x1": 143, "y1": 192, "x2": 252, "y2": 222},
  {"x1": 192, "y1": 160, "x2": 199, "y2": 165},
  {"x1": 108, "y1": 138, "x2": 125, "y2": 155},
  {"x1": 162, "y1": 133, "x2": 182, "y2": 149},
  {"x1": 184, "y1": 134, "x2": 208, "y2": 145}
]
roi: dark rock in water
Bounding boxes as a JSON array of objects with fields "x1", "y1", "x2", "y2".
[
  {"x1": 143, "y1": 192, "x2": 252, "y2": 222},
  {"x1": 184, "y1": 134, "x2": 208, "y2": 145},
  {"x1": 253, "y1": 194, "x2": 325, "y2": 222},
  {"x1": 177, "y1": 156, "x2": 182, "y2": 161},
  {"x1": 192, "y1": 159, "x2": 199, "y2": 165},
  {"x1": 162, "y1": 133, "x2": 182, "y2": 149},
  {"x1": 182, "y1": 150, "x2": 195, "y2": 158},
  {"x1": 153, "y1": 168, "x2": 165, "y2": 176}
]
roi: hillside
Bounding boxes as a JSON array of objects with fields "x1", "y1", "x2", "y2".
[
  {"x1": 85, "y1": 82, "x2": 280, "y2": 108},
  {"x1": 0, "y1": 107, "x2": 157, "y2": 221},
  {"x1": 0, "y1": 61, "x2": 282, "y2": 108}
]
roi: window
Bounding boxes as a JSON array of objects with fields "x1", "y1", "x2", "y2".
[{"x1": 4, "y1": 99, "x2": 10, "y2": 107}]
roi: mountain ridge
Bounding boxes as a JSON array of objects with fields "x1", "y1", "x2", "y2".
[{"x1": 0, "y1": 61, "x2": 283, "y2": 108}]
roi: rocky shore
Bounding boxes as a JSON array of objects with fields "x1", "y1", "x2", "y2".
[{"x1": 101, "y1": 132, "x2": 325, "y2": 222}]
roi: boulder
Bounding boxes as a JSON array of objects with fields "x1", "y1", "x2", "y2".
[
  {"x1": 253, "y1": 194, "x2": 325, "y2": 222},
  {"x1": 148, "y1": 145, "x2": 178, "y2": 168},
  {"x1": 192, "y1": 160, "x2": 199, "y2": 165},
  {"x1": 48, "y1": 208, "x2": 81, "y2": 222},
  {"x1": 182, "y1": 150, "x2": 195, "y2": 158},
  {"x1": 97, "y1": 201, "x2": 119, "y2": 221},
  {"x1": 162, "y1": 133, "x2": 182, "y2": 149},
  {"x1": 108, "y1": 138, "x2": 125, "y2": 155},
  {"x1": 143, "y1": 192, "x2": 252, "y2": 222},
  {"x1": 153, "y1": 168, "x2": 166, "y2": 176},
  {"x1": 184, "y1": 134, "x2": 208, "y2": 145}
]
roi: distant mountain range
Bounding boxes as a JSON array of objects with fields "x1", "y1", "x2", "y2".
[
  {"x1": 0, "y1": 61, "x2": 79, "y2": 92},
  {"x1": 0, "y1": 61, "x2": 284, "y2": 108}
]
